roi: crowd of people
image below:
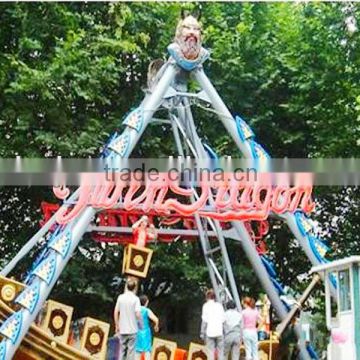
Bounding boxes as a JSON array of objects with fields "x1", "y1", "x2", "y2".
[
  {"x1": 201, "y1": 289, "x2": 263, "y2": 360},
  {"x1": 113, "y1": 280, "x2": 263, "y2": 360}
]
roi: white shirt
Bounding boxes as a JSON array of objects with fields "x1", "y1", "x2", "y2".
[
  {"x1": 201, "y1": 300, "x2": 225, "y2": 337},
  {"x1": 115, "y1": 291, "x2": 141, "y2": 335}
]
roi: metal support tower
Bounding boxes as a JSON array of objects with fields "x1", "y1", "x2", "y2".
[{"x1": 0, "y1": 35, "x2": 330, "y2": 358}]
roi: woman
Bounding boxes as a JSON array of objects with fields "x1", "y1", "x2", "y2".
[
  {"x1": 132, "y1": 216, "x2": 157, "y2": 247},
  {"x1": 242, "y1": 297, "x2": 262, "y2": 360},
  {"x1": 136, "y1": 295, "x2": 159, "y2": 360}
]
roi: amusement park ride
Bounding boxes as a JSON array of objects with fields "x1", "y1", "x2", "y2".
[{"x1": 0, "y1": 13, "x2": 357, "y2": 360}]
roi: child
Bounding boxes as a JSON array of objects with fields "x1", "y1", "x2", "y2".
[
  {"x1": 135, "y1": 295, "x2": 159, "y2": 360},
  {"x1": 242, "y1": 297, "x2": 262, "y2": 360}
]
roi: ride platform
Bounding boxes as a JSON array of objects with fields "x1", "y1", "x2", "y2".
[{"x1": 0, "y1": 276, "x2": 94, "y2": 360}]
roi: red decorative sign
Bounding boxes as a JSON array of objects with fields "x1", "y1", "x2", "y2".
[{"x1": 52, "y1": 173, "x2": 314, "y2": 225}]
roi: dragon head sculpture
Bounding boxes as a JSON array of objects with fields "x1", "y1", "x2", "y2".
[{"x1": 175, "y1": 13, "x2": 202, "y2": 60}]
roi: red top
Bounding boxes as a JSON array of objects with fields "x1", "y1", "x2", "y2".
[{"x1": 133, "y1": 227, "x2": 149, "y2": 247}]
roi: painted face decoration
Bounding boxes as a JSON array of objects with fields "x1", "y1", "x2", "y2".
[{"x1": 175, "y1": 15, "x2": 202, "y2": 60}]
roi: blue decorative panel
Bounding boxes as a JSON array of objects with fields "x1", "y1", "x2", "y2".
[
  {"x1": 48, "y1": 230, "x2": 71, "y2": 259},
  {"x1": 102, "y1": 132, "x2": 118, "y2": 159},
  {"x1": 0, "y1": 341, "x2": 6, "y2": 360},
  {"x1": 105, "y1": 151, "x2": 117, "y2": 162},
  {"x1": 306, "y1": 344, "x2": 319, "y2": 359},
  {"x1": 313, "y1": 237, "x2": 329, "y2": 258},
  {"x1": 203, "y1": 143, "x2": 218, "y2": 160},
  {"x1": 271, "y1": 278, "x2": 285, "y2": 295},
  {"x1": 295, "y1": 211, "x2": 313, "y2": 237},
  {"x1": 108, "y1": 132, "x2": 130, "y2": 158},
  {"x1": 261, "y1": 256, "x2": 277, "y2": 278},
  {"x1": 123, "y1": 108, "x2": 143, "y2": 133},
  {"x1": 0, "y1": 311, "x2": 23, "y2": 345},
  {"x1": 235, "y1": 116, "x2": 254, "y2": 142},
  {"x1": 249, "y1": 140, "x2": 270, "y2": 160},
  {"x1": 308, "y1": 235, "x2": 329, "y2": 262},
  {"x1": 32, "y1": 252, "x2": 57, "y2": 285},
  {"x1": 281, "y1": 299, "x2": 291, "y2": 312},
  {"x1": 15, "y1": 281, "x2": 40, "y2": 314}
]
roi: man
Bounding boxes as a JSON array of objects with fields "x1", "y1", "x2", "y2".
[
  {"x1": 200, "y1": 289, "x2": 225, "y2": 360},
  {"x1": 224, "y1": 300, "x2": 242, "y2": 360},
  {"x1": 114, "y1": 279, "x2": 142, "y2": 360}
]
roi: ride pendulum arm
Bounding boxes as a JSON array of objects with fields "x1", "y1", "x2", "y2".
[
  {"x1": 169, "y1": 101, "x2": 241, "y2": 310},
  {"x1": 156, "y1": 57, "x2": 311, "y2": 357},
  {"x1": 195, "y1": 66, "x2": 336, "y2": 298},
  {"x1": 192, "y1": 67, "x2": 324, "y2": 359},
  {"x1": 194, "y1": 67, "x2": 330, "y2": 262},
  {"x1": 167, "y1": 89, "x2": 308, "y2": 346},
  {"x1": 0, "y1": 62, "x2": 178, "y2": 360},
  {"x1": 170, "y1": 69, "x2": 315, "y2": 358},
  {"x1": 150, "y1": 28, "x2": 320, "y2": 359},
  {"x1": 0, "y1": 189, "x2": 79, "y2": 278},
  {"x1": 169, "y1": 107, "x2": 226, "y2": 303}
]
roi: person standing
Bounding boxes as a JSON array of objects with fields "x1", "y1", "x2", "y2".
[
  {"x1": 242, "y1": 297, "x2": 262, "y2": 360},
  {"x1": 200, "y1": 289, "x2": 225, "y2": 360},
  {"x1": 114, "y1": 279, "x2": 142, "y2": 360},
  {"x1": 224, "y1": 300, "x2": 242, "y2": 360},
  {"x1": 135, "y1": 295, "x2": 159, "y2": 360}
]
